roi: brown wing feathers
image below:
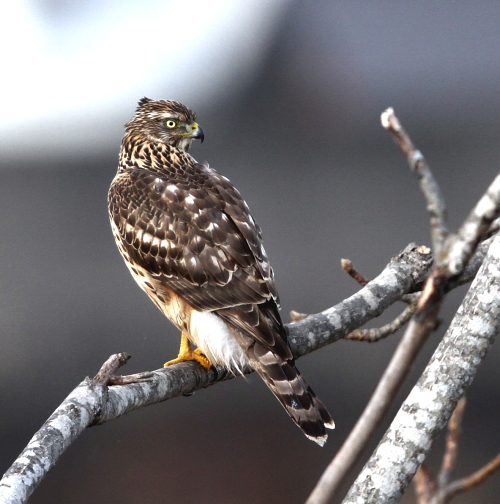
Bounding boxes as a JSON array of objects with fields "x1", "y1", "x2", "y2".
[
  {"x1": 218, "y1": 302, "x2": 334, "y2": 445},
  {"x1": 109, "y1": 99, "x2": 334, "y2": 444}
]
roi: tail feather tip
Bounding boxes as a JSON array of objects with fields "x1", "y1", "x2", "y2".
[
  {"x1": 325, "y1": 419, "x2": 335, "y2": 430},
  {"x1": 307, "y1": 433, "x2": 328, "y2": 447}
]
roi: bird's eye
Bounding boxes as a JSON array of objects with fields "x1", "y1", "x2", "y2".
[{"x1": 166, "y1": 120, "x2": 177, "y2": 129}]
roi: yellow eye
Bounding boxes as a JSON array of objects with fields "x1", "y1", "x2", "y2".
[{"x1": 166, "y1": 120, "x2": 177, "y2": 129}]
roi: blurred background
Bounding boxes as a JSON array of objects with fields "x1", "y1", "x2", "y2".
[{"x1": 1, "y1": 1, "x2": 500, "y2": 503}]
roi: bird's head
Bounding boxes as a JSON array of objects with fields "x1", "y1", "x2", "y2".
[{"x1": 125, "y1": 97, "x2": 204, "y2": 151}]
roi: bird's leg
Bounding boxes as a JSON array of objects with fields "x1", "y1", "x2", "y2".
[{"x1": 164, "y1": 332, "x2": 212, "y2": 370}]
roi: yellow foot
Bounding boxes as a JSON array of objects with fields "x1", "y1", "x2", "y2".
[{"x1": 164, "y1": 348, "x2": 212, "y2": 370}]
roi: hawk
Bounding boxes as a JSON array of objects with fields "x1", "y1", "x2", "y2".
[{"x1": 108, "y1": 98, "x2": 334, "y2": 445}]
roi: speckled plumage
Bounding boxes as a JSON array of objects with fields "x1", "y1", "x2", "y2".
[{"x1": 108, "y1": 98, "x2": 334, "y2": 444}]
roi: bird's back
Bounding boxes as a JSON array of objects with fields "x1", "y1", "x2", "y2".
[{"x1": 108, "y1": 98, "x2": 334, "y2": 445}]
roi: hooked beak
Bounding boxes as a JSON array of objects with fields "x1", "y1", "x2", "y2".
[{"x1": 190, "y1": 122, "x2": 204, "y2": 143}]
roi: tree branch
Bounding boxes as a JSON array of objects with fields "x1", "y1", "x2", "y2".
[
  {"x1": 335, "y1": 110, "x2": 500, "y2": 504},
  {"x1": 307, "y1": 108, "x2": 500, "y2": 504},
  {"x1": 414, "y1": 463, "x2": 436, "y2": 504},
  {"x1": 341, "y1": 258, "x2": 370, "y2": 286},
  {"x1": 443, "y1": 452, "x2": 500, "y2": 502},
  {"x1": 344, "y1": 300, "x2": 417, "y2": 342},
  {"x1": 411, "y1": 396, "x2": 500, "y2": 504},
  {"x1": 437, "y1": 397, "x2": 466, "y2": 493},
  {"x1": 342, "y1": 232, "x2": 500, "y2": 503},
  {"x1": 307, "y1": 271, "x2": 442, "y2": 504},
  {"x1": 288, "y1": 243, "x2": 432, "y2": 358},
  {"x1": 381, "y1": 107, "x2": 448, "y2": 261},
  {"x1": 93, "y1": 352, "x2": 153, "y2": 385},
  {"x1": 443, "y1": 172, "x2": 500, "y2": 276},
  {"x1": 0, "y1": 243, "x2": 433, "y2": 504},
  {"x1": 0, "y1": 242, "x2": 494, "y2": 504}
]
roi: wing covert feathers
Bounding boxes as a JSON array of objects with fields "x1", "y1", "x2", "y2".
[{"x1": 109, "y1": 100, "x2": 334, "y2": 444}]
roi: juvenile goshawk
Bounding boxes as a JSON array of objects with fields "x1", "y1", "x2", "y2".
[{"x1": 108, "y1": 98, "x2": 334, "y2": 445}]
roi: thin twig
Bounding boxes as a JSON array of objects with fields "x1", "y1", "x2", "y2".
[
  {"x1": 290, "y1": 310, "x2": 308, "y2": 322},
  {"x1": 381, "y1": 107, "x2": 448, "y2": 261},
  {"x1": 341, "y1": 258, "x2": 370, "y2": 286},
  {"x1": 438, "y1": 397, "x2": 466, "y2": 490},
  {"x1": 413, "y1": 396, "x2": 500, "y2": 504},
  {"x1": 444, "y1": 452, "x2": 500, "y2": 502},
  {"x1": 93, "y1": 352, "x2": 129, "y2": 383},
  {"x1": 341, "y1": 257, "x2": 418, "y2": 342},
  {"x1": 414, "y1": 463, "x2": 436, "y2": 504},
  {"x1": 93, "y1": 352, "x2": 153, "y2": 385},
  {"x1": 344, "y1": 300, "x2": 417, "y2": 342},
  {"x1": 425, "y1": 396, "x2": 500, "y2": 504},
  {"x1": 422, "y1": 397, "x2": 467, "y2": 504}
]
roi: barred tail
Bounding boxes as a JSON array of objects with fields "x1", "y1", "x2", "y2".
[{"x1": 249, "y1": 342, "x2": 335, "y2": 446}]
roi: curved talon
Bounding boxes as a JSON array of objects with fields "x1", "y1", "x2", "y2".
[
  {"x1": 164, "y1": 332, "x2": 213, "y2": 370},
  {"x1": 164, "y1": 349, "x2": 212, "y2": 370}
]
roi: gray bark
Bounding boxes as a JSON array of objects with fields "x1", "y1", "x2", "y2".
[
  {"x1": 0, "y1": 240, "x2": 491, "y2": 504},
  {"x1": 343, "y1": 233, "x2": 500, "y2": 503}
]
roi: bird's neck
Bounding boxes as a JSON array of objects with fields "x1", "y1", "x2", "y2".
[{"x1": 118, "y1": 132, "x2": 197, "y2": 175}]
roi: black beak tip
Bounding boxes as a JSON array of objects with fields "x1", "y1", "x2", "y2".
[{"x1": 197, "y1": 126, "x2": 205, "y2": 143}]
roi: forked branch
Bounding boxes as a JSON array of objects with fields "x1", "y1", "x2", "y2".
[
  {"x1": 307, "y1": 109, "x2": 500, "y2": 504},
  {"x1": 339, "y1": 110, "x2": 500, "y2": 503}
]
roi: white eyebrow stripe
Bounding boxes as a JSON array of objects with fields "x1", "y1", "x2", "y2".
[{"x1": 160, "y1": 113, "x2": 181, "y2": 120}]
